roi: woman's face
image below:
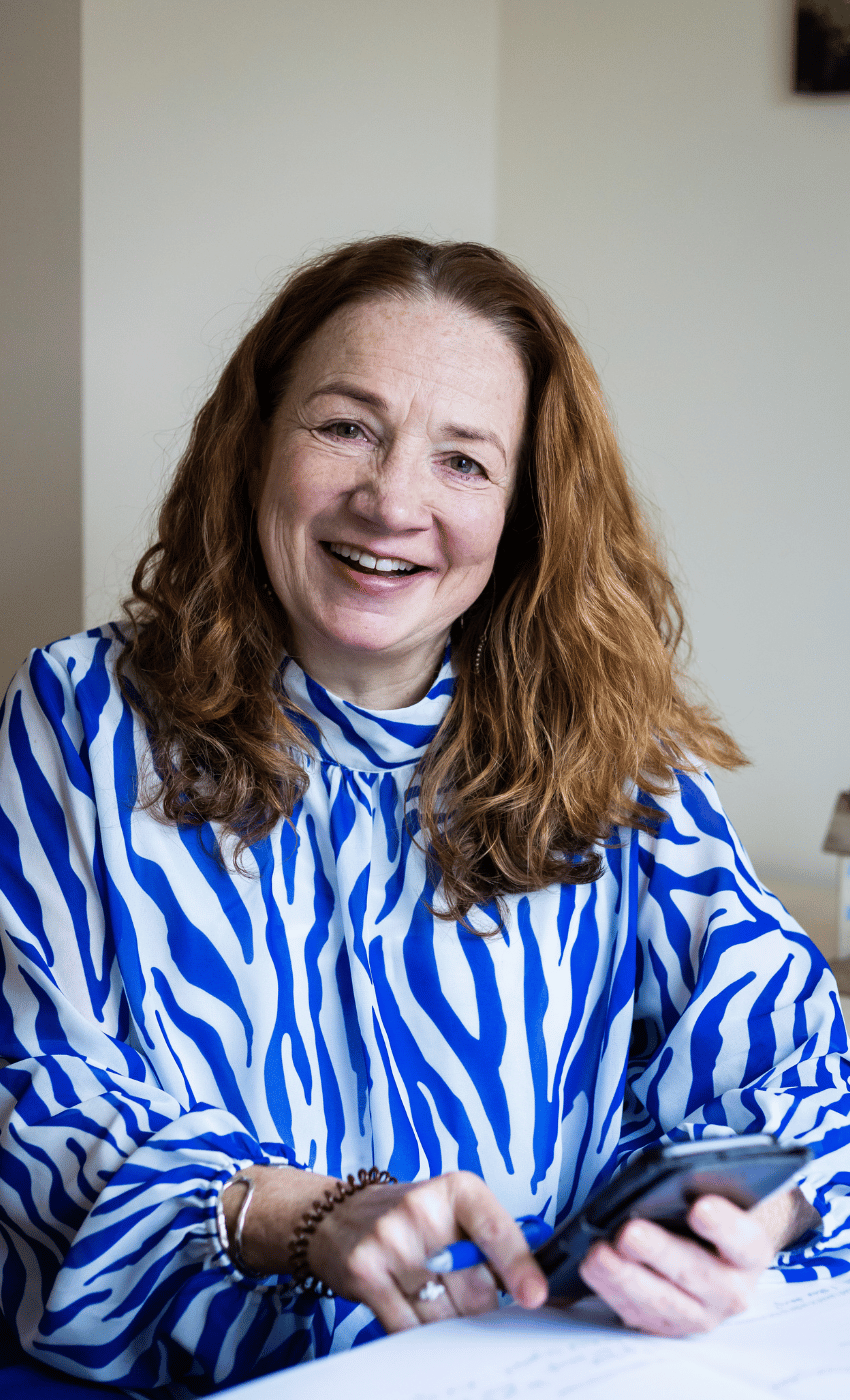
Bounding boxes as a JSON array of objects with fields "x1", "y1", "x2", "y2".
[{"x1": 255, "y1": 294, "x2": 528, "y2": 707}]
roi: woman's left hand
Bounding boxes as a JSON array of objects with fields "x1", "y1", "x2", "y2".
[{"x1": 577, "y1": 1188, "x2": 818, "y2": 1337}]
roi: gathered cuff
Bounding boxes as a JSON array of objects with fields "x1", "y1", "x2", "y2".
[{"x1": 210, "y1": 1158, "x2": 309, "y2": 1293}]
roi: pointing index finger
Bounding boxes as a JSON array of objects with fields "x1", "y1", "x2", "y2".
[{"x1": 451, "y1": 1183, "x2": 549, "y2": 1309}]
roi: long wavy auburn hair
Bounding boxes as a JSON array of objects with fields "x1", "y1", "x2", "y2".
[{"x1": 119, "y1": 234, "x2": 745, "y2": 922}]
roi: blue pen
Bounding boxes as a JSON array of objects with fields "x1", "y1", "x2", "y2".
[{"x1": 425, "y1": 1216, "x2": 553, "y2": 1274}]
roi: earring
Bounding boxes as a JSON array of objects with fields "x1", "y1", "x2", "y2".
[
  {"x1": 474, "y1": 626, "x2": 489, "y2": 676},
  {"x1": 473, "y1": 578, "x2": 496, "y2": 676}
]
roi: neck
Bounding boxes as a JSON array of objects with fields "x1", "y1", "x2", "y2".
[{"x1": 289, "y1": 634, "x2": 449, "y2": 710}]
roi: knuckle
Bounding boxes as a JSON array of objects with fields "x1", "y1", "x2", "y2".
[
  {"x1": 372, "y1": 1208, "x2": 400, "y2": 1241},
  {"x1": 471, "y1": 1215, "x2": 506, "y2": 1252},
  {"x1": 615, "y1": 1299, "x2": 651, "y2": 1331},
  {"x1": 454, "y1": 1171, "x2": 498, "y2": 1217},
  {"x1": 652, "y1": 1300, "x2": 710, "y2": 1337},
  {"x1": 750, "y1": 1242, "x2": 773, "y2": 1271},
  {"x1": 347, "y1": 1239, "x2": 381, "y2": 1285},
  {"x1": 583, "y1": 1241, "x2": 617, "y2": 1282},
  {"x1": 390, "y1": 1316, "x2": 417, "y2": 1334},
  {"x1": 400, "y1": 1184, "x2": 451, "y2": 1238},
  {"x1": 616, "y1": 1219, "x2": 663, "y2": 1264},
  {"x1": 725, "y1": 1282, "x2": 752, "y2": 1316},
  {"x1": 618, "y1": 1219, "x2": 646, "y2": 1249},
  {"x1": 453, "y1": 1270, "x2": 497, "y2": 1316},
  {"x1": 651, "y1": 1315, "x2": 684, "y2": 1337},
  {"x1": 596, "y1": 1244, "x2": 618, "y2": 1276}
]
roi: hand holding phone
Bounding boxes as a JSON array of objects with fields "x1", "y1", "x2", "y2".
[{"x1": 535, "y1": 1133, "x2": 811, "y2": 1301}]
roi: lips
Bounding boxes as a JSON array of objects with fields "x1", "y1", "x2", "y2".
[{"x1": 324, "y1": 542, "x2": 426, "y2": 576}]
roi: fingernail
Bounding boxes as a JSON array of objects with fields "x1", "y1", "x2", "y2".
[
  {"x1": 520, "y1": 1282, "x2": 548, "y2": 1304},
  {"x1": 693, "y1": 1196, "x2": 720, "y2": 1225},
  {"x1": 621, "y1": 1220, "x2": 652, "y2": 1251},
  {"x1": 520, "y1": 1278, "x2": 548, "y2": 1308}
]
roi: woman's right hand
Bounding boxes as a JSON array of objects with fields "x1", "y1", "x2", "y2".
[{"x1": 228, "y1": 1166, "x2": 549, "y2": 1332}]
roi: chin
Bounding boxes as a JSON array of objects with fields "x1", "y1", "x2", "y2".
[
  {"x1": 332, "y1": 633, "x2": 419, "y2": 658},
  {"x1": 322, "y1": 622, "x2": 445, "y2": 661}
]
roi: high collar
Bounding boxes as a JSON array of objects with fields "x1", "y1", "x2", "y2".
[{"x1": 280, "y1": 650, "x2": 455, "y2": 771}]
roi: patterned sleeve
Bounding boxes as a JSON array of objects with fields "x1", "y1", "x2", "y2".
[
  {"x1": 622, "y1": 767, "x2": 850, "y2": 1278},
  {"x1": 0, "y1": 642, "x2": 327, "y2": 1394}
]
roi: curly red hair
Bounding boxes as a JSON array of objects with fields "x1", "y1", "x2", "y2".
[{"x1": 119, "y1": 235, "x2": 744, "y2": 921}]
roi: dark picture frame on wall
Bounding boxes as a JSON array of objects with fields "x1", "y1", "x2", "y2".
[{"x1": 795, "y1": 1, "x2": 850, "y2": 90}]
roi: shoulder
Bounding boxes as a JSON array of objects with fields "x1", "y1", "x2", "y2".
[
  {"x1": 1, "y1": 622, "x2": 131, "y2": 761},
  {"x1": 622, "y1": 769, "x2": 840, "y2": 1045},
  {"x1": 632, "y1": 766, "x2": 753, "y2": 874},
  {"x1": 37, "y1": 621, "x2": 128, "y2": 682},
  {"x1": 5, "y1": 622, "x2": 127, "y2": 692},
  {"x1": 628, "y1": 765, "x2": 794, "y2": 936},
  {"x1": 627, "y1": 766, "x2": 825, "y2": 971}
]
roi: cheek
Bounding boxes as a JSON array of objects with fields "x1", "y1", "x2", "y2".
[
  {"x1": 259, "y1": 452, "x2": 327, "y2": 530},
  {"x1": 448, "y1": 500, "x2": 508, "y2": 569},
  {"x1": 255, "y1": 477, "x2": 305, "y2": 580}
]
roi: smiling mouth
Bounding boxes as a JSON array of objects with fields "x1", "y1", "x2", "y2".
[{"x1": 323, "y1": 542, "x2": 426, "y2": 576}]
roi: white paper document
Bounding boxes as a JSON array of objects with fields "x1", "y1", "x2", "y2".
[{"x1": 225, "y1": 1273, "x2": 850, "y2": 1400}]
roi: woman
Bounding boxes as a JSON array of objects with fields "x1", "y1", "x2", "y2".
[{"x1": 0, "y1": 236, "x2": 848, "y2": 1397}]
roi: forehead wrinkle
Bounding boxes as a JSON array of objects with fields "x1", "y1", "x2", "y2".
[{"x1": 311, "y1": 303, "x2": 518, "y2": 396}]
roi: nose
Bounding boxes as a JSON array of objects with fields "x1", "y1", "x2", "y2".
[{"x1": 347, "y1": 436, "x2": 431, "y2": 532}]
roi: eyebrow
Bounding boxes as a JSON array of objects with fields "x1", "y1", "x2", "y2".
[
  {"x1": 306, "y1": 382, "x2": 389, "y2": 413},
  {"x1": 306, "y1": 381, "x2": 508, "y2": 464}
]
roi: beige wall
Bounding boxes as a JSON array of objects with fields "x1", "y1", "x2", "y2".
[
  {"x1": 0, "y1": 0, "x2": 81, "y2": 689},
  {"x1": 3, "y1": 1, "x2": 849, "y2": 914},
  {"x1": 498, "y1": 0, "x2": 850, "y2": 903},
  {"x1": 81, "y1": 0, "x2": 499, "y2": 625}
]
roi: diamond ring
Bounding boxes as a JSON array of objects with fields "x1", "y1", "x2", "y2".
[{"x1": 417, "y1": 1278, "x2": 447, "y2": 1303}]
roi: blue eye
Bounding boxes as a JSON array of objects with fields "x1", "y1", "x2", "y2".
[{"x1": 448, "y1": 455, "x2": 484, "y2": 477}]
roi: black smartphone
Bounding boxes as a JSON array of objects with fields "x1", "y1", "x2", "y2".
[{"x1": 535, "y1": 1133, "x2": 812, "y2": 1300}]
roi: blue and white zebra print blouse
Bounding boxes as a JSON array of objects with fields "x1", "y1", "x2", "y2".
[{"x1": 1, "y1": 625, "x2": 849, "y2": 1397}]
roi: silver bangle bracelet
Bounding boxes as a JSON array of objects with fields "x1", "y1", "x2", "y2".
[
  {"x1": 217, "y1": 1170, "x2": 263, "y2": 1277},
  {"x1": 216, "y1": 1164, "x2": 397, "y2": 1295}
]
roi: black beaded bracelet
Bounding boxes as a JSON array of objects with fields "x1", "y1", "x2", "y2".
[{"x1": 288, "y1": 1166, "x2": 397, "y2": 1298}]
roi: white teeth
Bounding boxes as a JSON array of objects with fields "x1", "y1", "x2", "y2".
[{"x1": 328, "y1": 543, "x2": 417, "y2": 574}]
